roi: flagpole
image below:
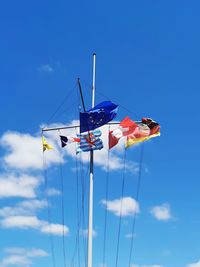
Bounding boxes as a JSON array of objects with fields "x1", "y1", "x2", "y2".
[{"x1": 87, "y1": 53, "x2": 96, "y2": 267}]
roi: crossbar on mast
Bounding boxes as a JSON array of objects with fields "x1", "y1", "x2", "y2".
[{"x1": 41, "y1": 121, "x2": 140, "y2": 133}]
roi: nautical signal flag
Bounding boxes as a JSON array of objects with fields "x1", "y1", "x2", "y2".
[
  {"x1": 109, "y1": 116, "x2": 138, "y2": 149},
  {"x1": 60, "y1": 135, "x2": 80, "y2": 148},
  {"x1": 109, "y1": 117, "x2": 160, "y2": 149},
  {"x1": 42, "y1": 136, "x2": 53, "y2": 152},
  {"x1": 76, "y1": 130, "x2": 103, "y2": 153},
  {"x1": 80, "y1": 101, "x2": 118, "y2": 133},
  {"x1": 126, "y1": 118, "x2": 160, "y2": 148}
]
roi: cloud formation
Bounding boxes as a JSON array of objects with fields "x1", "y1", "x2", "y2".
[
  {"x1": 150, "y1": 203, "x2": 172, "y2": 221},
  {"x1": 1, "y1": 132, "x2": 62, "y2": 170},
  {"x1": 46, "y1": 188, "x2": 61, "y2": 196},
  {"x1": 101, "y1": 197, "x2": 139, "y2": 217},
  {"x1": 1, "y1": 247, "x2": 48, "y2": 267},
  {"x1": 37, "y1": 64, "x2": 54, "y2": 73},
  {"x1": 131, "y1": 265, "x2": 163, "y2": 267},
  {"x1": 0, "y1": 199, "x2": 47, "y2": 217},
  {"x1": 0, "y1": 173, "x2": 41, "y2": 198},
  {"x1": 187, "y1": 260, "x2": 200, "y2": 267},
  {"x1": 0, "y1": 199, "x2": 69, "y2": 236},
  {"x1": 1, "y1": 215, "x2": 69, "y2": 236}
]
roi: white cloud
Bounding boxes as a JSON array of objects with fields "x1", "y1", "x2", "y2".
[
  {"x1": 0, "y1": 199, "x2": 47, "y2": 217},
  {"x1": 101, "y1": 197, "x2": 139, "y2": 217},
  {"x1": 1, "y1": 215, "x2": 69, "y2": 236},
  {"x1": 19, "y1": 199, "x2": 47, "y2": 211},
  {"x1": 41, "y1": 223, "x2": 69, "y2": 236},
  {"x1": 37, "y1": 64, "x2": 54, "y2": 73},
  {"x1": 0, "y1": 174, "x2": 41, "y2": 198},
  {"x1": 1, "y1": 216, "x2": 42, "y2": 229},
  {"x1": 1, "y1": 255, "x2": 31, "y2": 266},
  {"x1": 1, "y1": 247, "x2": 48, "y2": 267},
  {"x1": 5, "y1": 248, "x2": 48, "y2": 258},
  {"x1": 125, "y1": 233, "x2": 135, "y2": 239},
  {"x1": 1, "y1": 132, "x2": 62, "y2": 170},
  {"x1": 150, "y1": 204, "x2": 172, "y2": 221},
  {"x1": 131, "y1": 265, "x2": 163, "y2": 267},
  {"x1": 46, "y1": 188, "x2": 61, "y2": 196},
  {"x1": 187, "y1": 260, "x2": 200, "y2": 267}
]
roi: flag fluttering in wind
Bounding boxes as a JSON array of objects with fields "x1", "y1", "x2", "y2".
[
  {"x1": 109, "y1": 116, "x2": 138, "y2": 149},
  {"x1": 126, "y1": 118, "x2": 160, "y2": 148},
  {"x1": 80, "y1": 101, "x2": 118, "y2": 133},
  {"x1": 60, "y1": 135, "x2": 80, "y2": 148},
  {"x1": 42, "y1": 136, "x2": 53, "y2": 152},
  {"x1": 109, "y1": 117, "x2": 160, "y2": 149},
  {"x1": 76, "y1": 130, "x2": 103, "y2": 153}
]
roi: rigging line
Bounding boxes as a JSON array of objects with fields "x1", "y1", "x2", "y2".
[
  {"x1": 58, "y1": 146, "x2": 67, "y2": 267},
  {"x1": 76, "y1": 151, "x2": 81, "y2": 267},
  {"x1": 42, "y1": 149, "x2": 57, "y2": 267},
  {"x1": 102, "y1": 126, "x2": 111, "y2": 267},
  {"x1": 42, "y1": 122, "x2": 127, "y2": 132},
  {"x1": 80, "y1": 79, "x2": 92, "y2": 90},
  {"x1": 76, "y1": 84, "x2": 87, "y2": 266},
  {"x1": 78, "y1": 78, "x2": 86, "y2": 112},
  {"x1": 77, "y1": 84, "x2": 87, "y2": 266},
  {"x1": 128, "y1": 143, "x2": 144, "y2": 267},
  {"x1": 70, "y1": 150, "x2": 81, "y2": 267},
  {"x1": 80, "y1": 152, "x2": 89, "y2": 267},
  {"x1": 72, "y1": 152, "x2": 90, "y2": 267},
  {"x1": 71, "y1": 152, "x2": 89, "y2": 267},
  {"x1": 46, "y1": 83, "x2": 77, "y2": 125},
  {"x1": 71, "y1": 144, "x2": 90, "y2": 267},
  {"x1": 115, "y1": 148, "x2": 127, "y2": 267},
  {"x1": 95, "y1": 89, "x2": 138, "y2": 118},
  {"x1": 54, "y1": 99, "x2": 79, "y2": 119}
]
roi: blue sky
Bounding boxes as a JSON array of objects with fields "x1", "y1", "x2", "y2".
[{"x1": 0, "y1": 1, "x2": 200, "y2": 267}]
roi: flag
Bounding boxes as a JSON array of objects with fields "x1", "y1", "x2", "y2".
[
  {"x1": 109, "y1": 116, "x2": 137, "y2": 149},
  {"x1": 60, "y1": 135, "x2": 68, "y2": 148},
  {"x1": 126, "y1": 118, "x2": 160, "y2": 148},
  {"x1": 76, "y1": 130, "x2": 103, "y2": 153},
  {"x1": 60, "y1": 135, "x2": 80, "y2": 148},
  {"x1": 42, "y1": 136, "x2": 53, "y2": 152},
  {"x1": 141, "y1": 117, "x2": 160, "y2": 135},
  {"x1": 80, "y1": 101, "x2": 118, "y2": 133}
]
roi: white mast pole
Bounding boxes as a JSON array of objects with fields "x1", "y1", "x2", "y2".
[{"x1": 87, "y1": 53, "x2": 96, "y2": 267}]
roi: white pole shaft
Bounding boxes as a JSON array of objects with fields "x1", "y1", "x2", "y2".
[{"x1": 87, "y1": 53, "x2": 96, "y2": 267}]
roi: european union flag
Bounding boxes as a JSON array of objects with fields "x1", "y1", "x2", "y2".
[{"x1": 80, "y1": 101, "x2": 118, "y2": 133}]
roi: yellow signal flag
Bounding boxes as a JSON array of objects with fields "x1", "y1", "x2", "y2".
[{"x1": 42, "y1": 136, "x2": 53, "y2": 152}]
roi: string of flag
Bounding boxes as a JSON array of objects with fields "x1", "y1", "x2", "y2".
[{"x1": 42, "y1": 100, "x2": 160, "y2": 152}]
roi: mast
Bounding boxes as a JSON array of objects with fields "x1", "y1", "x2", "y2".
[{"x1": 87, "y1": 53, "x2": 96, "y2": 267}]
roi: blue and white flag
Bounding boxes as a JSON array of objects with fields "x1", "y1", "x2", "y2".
[
  {"x1": 80, "y1": 101, "x2": 118, "y2": 133},
  {"x1": 76, "y1": 130, "x2": 103, "y2": 153}
]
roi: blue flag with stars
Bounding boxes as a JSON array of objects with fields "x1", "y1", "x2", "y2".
[{"x1": 80, "y1": 101, "x2": 118, "y2": 133}]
